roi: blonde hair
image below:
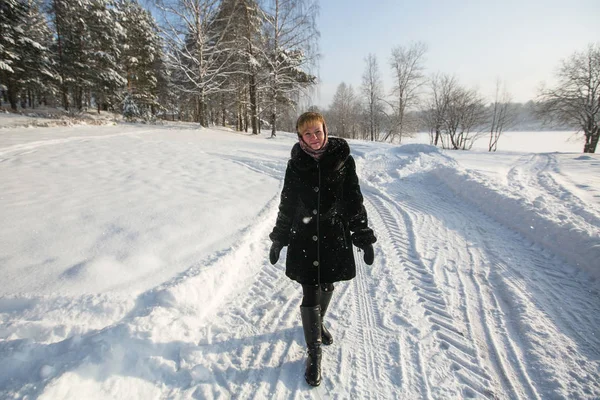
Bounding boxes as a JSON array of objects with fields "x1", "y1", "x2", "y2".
[{"x1": 296, "y1": 112, "x2": 326, "y2": 134}]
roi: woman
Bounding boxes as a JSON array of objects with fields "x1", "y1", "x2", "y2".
[{"x1": 269, "y1": 111, "x2": 376, "y2": 387}]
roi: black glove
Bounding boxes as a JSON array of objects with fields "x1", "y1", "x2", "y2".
[
  {"x1": 269, "y1": 241, "x2": 283, "y2": 265},
  {"x1": 362, "y1": 244, "x2": 374, "y2": 265}
]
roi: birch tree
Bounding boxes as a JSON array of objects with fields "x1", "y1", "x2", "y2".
[
  {"x1": 361, "y1": 53, "x2": 384, "y2": 141},
  {"x1": 262, "y1": 0, "x2": 318, "y2": 137},
  {"x1": 213, "y1": 0, "x2": 264, "y2": 133},
  {"x1": 329, "y1": 82, "x2": 359, "y2": 139},
  {"x1": 385, "y1": 41, "x2": 427, "y2": 142},
  {"x1": 158, "y1": 0, "x2": 233, "y2": 126}
]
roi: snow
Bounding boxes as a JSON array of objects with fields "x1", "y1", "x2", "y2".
[{"x1": 0, "y1": 120, "x2": 599, "y2": 399}]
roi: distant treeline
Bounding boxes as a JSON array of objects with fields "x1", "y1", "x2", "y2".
[{"x1": 414, "y1": 101, "x2": 576, "y2": 132}]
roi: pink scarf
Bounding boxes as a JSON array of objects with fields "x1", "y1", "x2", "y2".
[{"x1": 299, "y1": 135, "x2": 329, "y2": 160}]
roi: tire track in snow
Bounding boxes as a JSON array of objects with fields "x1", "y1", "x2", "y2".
[
  {"x1": 363, "y1": 197, "x2": 424, "y2": 398},
  {"x1": 507, "y1": 154, "x2": 600, "y2": 227},
  {"x1": 458, "y1": 247, "x2": 540, "y2": 400},
  {"x1": 323, "y1": 196, "x2": 416, "y2": 399},
  {"x1": 397, "y1": 193, "x2": 530, "y2": 399},
  {"x1": 367, "y1": 191, "x2": 500, "y2": 399},
  {"x1": 386, "y1": 166, "x2": 600, "y2": 399},
  {"x1": 388, "y1": 183, "x2": 546, "y2": 400},
  {"x1": 203, "y1": 250, "x2": 306, "y2": 399},
  {"x1": 332, "y1": 251, "x2": 398, "y2": 399}
]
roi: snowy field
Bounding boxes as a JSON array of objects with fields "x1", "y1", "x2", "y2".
[{"x1": 0, "y1": 122, "x2": 599, "y2": 399}]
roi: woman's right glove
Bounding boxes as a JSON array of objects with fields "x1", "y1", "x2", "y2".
[
  {"x1": 269, "y1": 241, "x2": 283, "y2": 265},
  {"x1": 361, "y1": 244, "x2": 374, "y2": 265},
  {"x1": 351, "y1": 228, "x2": 376, "y2": 266}
]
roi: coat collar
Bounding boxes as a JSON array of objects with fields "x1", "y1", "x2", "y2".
[{"x1": 290, "y1": 137, "x2": 350, "y2": 172}]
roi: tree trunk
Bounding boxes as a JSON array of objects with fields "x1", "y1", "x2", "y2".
[
  {"x1": 237, "y1": 95, "x2": 243, "y2": 131},
  {"x1": 221, "y1": 93, "x2": 226, "y2": 126},
  {"x1": 584, "y1": 127, "x2": 599, "y2": 153},
  {"x1": 249, "y1": 72, "x2": 258, "y2": 134},
  {"x1": 370, "y1": 101, "x2": 374, "y2": 141},
  {"x1": 53, "y1": 0, "x2": 69, "y2": 110},
  {"x1": 7, "y1": 80, "x2": 18, "y2": 111},
  {"x1": 270, "y1": 86, "x2": 277, "y2": 137},
  {"x1": 74, "y1": 86, "x2": 83, "y2": 110},
  {"x1": 199, "y1": 89, "x2": 207, "y2": 127},
  {"x1": 271, "y1": 110, "x2": 276, "y2": 137}
]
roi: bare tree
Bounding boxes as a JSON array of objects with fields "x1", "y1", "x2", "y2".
[
  {"x1": 537, "y1": 43, "x2": 600, "y2": 153},
  {"x1": 213, "y1": 0, "x2": 264, "y2": 133},
  {"x1": 423, "y1": 74, "x2": 486, "y2": 150},
  {"x1": 422, "y1": 73, "x2": 456, "y2": 146},
  {"x1": 488, "y1": 79, "x2": 516, "y2": 152},
  {"x1": 445, "y1": 85, "x2": 486, "y2": 150},
  {"x1": 158, "y1": 0, "x2": 235, "y2": 126},
  {"x1": 261, "y1": 0, "x2": 319, "y2": 137},
  {"x1": 385, "y1": 41, "x2": 427, "y2": 142},
  {"x1": 361, "y1": 53, "x2": 384, "y2": 141},
  {"x1": 329, "y1": 82, "x2": 359, "y2": 138}
]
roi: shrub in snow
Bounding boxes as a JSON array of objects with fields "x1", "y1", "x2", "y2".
[{"x1": 122, "y1": 94, "x2": 140, "y2": 121}]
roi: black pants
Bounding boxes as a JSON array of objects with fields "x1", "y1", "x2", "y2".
[{"x1": 301, "y1": 283, "x2": 334, "y2": 307}]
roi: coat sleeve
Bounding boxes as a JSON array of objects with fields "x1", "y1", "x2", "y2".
[
  {"x1": 343, "y1": 156, "x2": 377, "y2": 248},
  {"x1": 269, "y1": 161, "x2": 299, "y2": 246}
]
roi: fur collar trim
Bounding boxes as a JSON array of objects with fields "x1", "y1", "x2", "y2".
[{"x1": 290, "y1": 137, "x2": 350, "y2": 172}]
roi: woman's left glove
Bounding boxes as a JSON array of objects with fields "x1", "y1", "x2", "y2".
[
  {"x1": 362, "y1": 244, "x2": 374, "y2": 265},
  {"x1": 269, "y1": 241, "x2": 283, "y2": 265},
  {"x1": 351, "y1": 228, "x2": 376, "y2": 248}
]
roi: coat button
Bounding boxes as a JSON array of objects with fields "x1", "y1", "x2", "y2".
[
  {"x1": 313, "y1": 261, "x2": 319, "y2": 266},
  {"x1": 312, "y1": 235, "x2": 318, "y2": 241},
  {"x1": 314, "y1": 187, "x2": 319, "y2": 192},
  {"x1": 312, "y1": 209, "x2": 318, "y2": 215}
]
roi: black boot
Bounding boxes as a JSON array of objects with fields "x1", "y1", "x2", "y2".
[
  {"x1": 320, "y1": 288, "x2": 334, "y2": 345},
  {"x1": 301, "y1": 305, "x2": 322, "y2": 387}
]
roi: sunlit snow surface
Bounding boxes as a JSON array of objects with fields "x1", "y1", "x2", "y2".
[{"x1": 0, "y1": 123, "x2": 598, "y2": 399}]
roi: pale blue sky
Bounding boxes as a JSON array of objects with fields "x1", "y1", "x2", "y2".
[{"x1": 311, "y1": 0, "x2": 600, "y2": 108}]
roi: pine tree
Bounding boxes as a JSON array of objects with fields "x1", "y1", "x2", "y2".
[
  {"x1": 119, "y1": 0, "x2": 163, "y2": 117},
  {"x1": 86, "y1": 0, "x2": 127, "y2": 112},
  {"x1": 49, "y1": 0, "x2": 93, "y2": 110},
  {"x1": 49, "y1": 0, "x2": 127, "y2": 111},
  {"x1": 21, "y1": 0, "x2": 57, "y2": 108},
  {"x1": 0, "y1": 0, "x2": 53, "y2": 111}
]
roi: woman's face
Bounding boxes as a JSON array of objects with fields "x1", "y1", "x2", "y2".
[{"x1": 299, "y1": 122, "x2": 325, "y2": 150}]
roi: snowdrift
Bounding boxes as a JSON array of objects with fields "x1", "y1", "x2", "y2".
[{"x1": 430, "y1": 157, "x2": 600, "y2": 279}]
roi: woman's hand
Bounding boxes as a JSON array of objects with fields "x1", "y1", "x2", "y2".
[{"x1": 269, "y1": 241, "x2": 283, "y2": 265}]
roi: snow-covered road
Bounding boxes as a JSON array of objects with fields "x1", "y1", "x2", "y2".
[{"x1": 0, "y1": 125, "x2": 598, "y2": 399}]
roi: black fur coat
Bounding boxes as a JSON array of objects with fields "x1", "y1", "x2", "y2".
[{"x1": 270, "y1": 137, "x2": 376, "y2": 285}]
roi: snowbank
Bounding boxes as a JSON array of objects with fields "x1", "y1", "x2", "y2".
[{"x1": 433, "y1": 165, "x2": 600, "y2": 279}]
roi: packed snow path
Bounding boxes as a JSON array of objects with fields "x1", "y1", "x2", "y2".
[{"x1": 0, "y1": 125, "x2": 598, "y2": 399}]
